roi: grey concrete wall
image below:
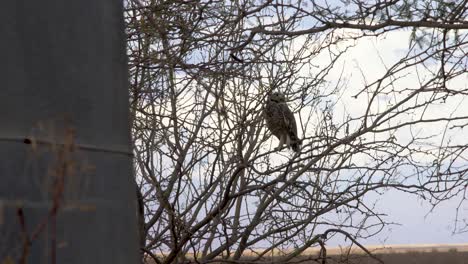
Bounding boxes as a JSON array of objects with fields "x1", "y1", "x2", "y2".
[{"x1": 0, "y1": 1, "x2": 139, "y2": 263}]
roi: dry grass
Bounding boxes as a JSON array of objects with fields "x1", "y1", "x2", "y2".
[
  {"x1": 144, "y1": 244, "x2": 468, "y2": 264},
  {"x1": 285, "y1": 249, "x2": 468, "y2": 264},
  {"x1": 300, "y1": 243, "x2": 468, "y2": 255},
  {"x1": 262, "y1": 244, "x2": 468, "y2": 264}
]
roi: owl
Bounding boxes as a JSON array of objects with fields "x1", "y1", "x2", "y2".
[{"x1": 263, "y1": 92, "x2": 301, "y2": 152}]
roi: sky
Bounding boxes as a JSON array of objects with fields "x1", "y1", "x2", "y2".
[
  {"x1": 318, "y1": 28, "x2": 468, "y2": 246},
  {"x1": 361, "y1": 189, "x2": 467, "y2": 246}
]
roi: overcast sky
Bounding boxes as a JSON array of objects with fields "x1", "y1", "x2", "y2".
[
  {"x1": 362, "y1": 189, "x2": 467, "y2": 246},
  {"x1": 320, "y1": 29, "x2": 468, "y2": 246}
]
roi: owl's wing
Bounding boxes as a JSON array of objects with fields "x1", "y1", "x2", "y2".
[{"x1": 280, "y1": 103, "x2": 298, "y2": 138}]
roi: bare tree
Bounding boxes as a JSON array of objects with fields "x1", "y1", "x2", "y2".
[{"x1": 125, "y1": 1, "x2": 468, "y2": 263}]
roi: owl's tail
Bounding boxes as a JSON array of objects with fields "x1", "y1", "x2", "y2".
[
  {"x1": 291, "y1": 141, "x2": 301, "y2": 152},
  {"x1": 289, "y1": 135, "x2": 302, "y2": 152}
]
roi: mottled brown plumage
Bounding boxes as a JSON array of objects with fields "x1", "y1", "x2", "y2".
[{"x1": 264, "y1": 92, "x2": 301, "y2": 152}]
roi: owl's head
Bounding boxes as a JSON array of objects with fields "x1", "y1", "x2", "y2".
[{"x1": 269, "y1": 92, "x2": 286, "y2": 103}]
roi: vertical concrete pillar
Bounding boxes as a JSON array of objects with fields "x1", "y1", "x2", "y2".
[{"x1": 0, "y1": 1, "x2": 139, "y2": 263}]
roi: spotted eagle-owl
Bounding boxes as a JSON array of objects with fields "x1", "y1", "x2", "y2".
[{"x1": 264, "y1": 92, "x2": 301, "y2": 152}]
